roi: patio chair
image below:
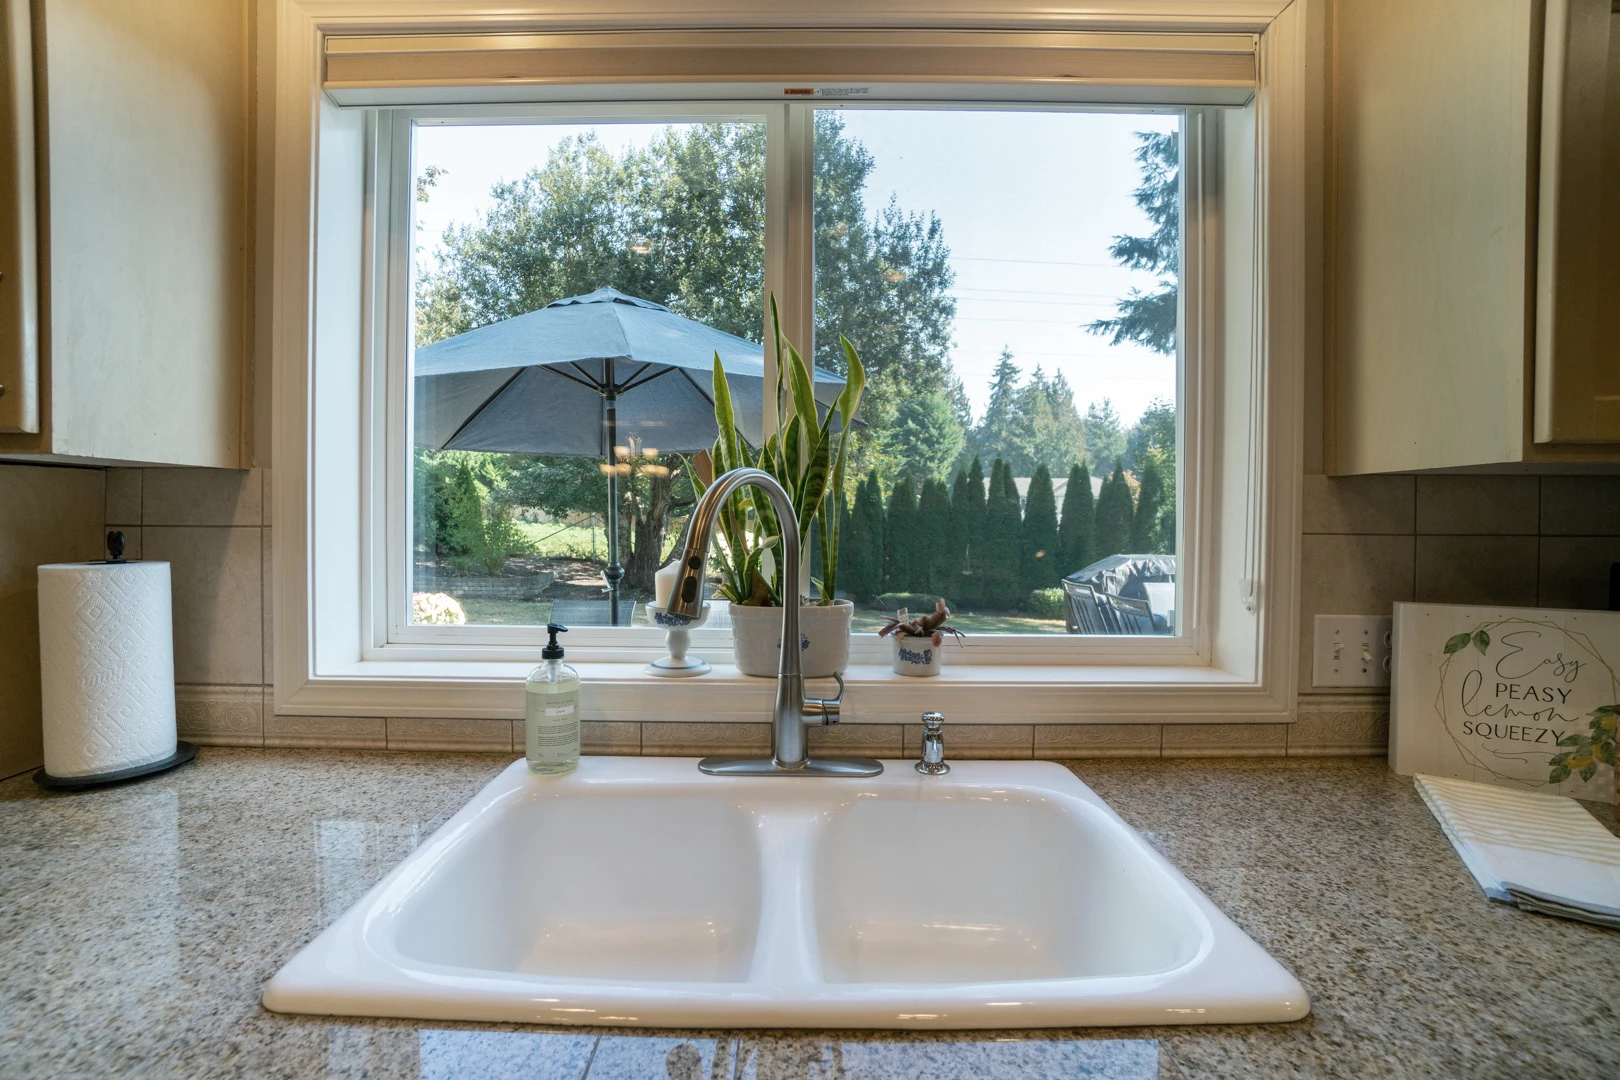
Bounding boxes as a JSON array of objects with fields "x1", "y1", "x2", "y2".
[
  {"x1": 1102, "y1": 593, "x2": 1158, "y2": 635},
  {"x1": 1062, "y1": 579, "x2": 1114, "y2": 635},
  {"x1": 548, "y1": 599, "x2": 638, "y2": 627}
]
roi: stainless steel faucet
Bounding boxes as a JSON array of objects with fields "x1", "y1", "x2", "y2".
[
  {"x1": 915, "y1": 712, "x2": 949, "y2": 774},
  {"x1": 668, "y1": 467, "x2": 883, "y2": 778}
]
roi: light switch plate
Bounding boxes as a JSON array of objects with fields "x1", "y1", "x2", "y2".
[{"x1": 1312, "y1": 615, "x2": 1393, "y2": 687}]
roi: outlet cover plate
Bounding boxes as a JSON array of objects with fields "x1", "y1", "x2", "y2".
[{"x1": 1312, "y1": 615, "x2": 1393, "y2": 687}]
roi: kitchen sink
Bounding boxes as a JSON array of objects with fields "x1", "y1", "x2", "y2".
[{"x1": 264, "y1": 757, "x2": 1308, "y2": 1028}]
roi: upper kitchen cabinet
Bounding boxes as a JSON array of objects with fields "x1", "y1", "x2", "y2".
[
  {"x1": 1328, "y1": 0, "x2": 1620, "y2": 473},
  {"x1": 0, "y1": 0, "x2": 249, "y2": 467}
]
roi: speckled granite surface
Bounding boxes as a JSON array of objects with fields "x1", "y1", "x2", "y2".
[{"x1": 1, "y1": 750, "x2": 1616, "y2": 1079}]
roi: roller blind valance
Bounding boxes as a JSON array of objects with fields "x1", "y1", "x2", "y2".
[{"x1": 323, "y1": 30, "x2": 1256, "y2": 103}]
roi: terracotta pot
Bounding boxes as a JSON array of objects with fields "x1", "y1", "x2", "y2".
[{"x1": 729, "y1": 599, "x2": 853, "y2": 678}]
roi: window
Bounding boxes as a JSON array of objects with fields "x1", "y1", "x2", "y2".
[
  {"x1": 272, "y1": 13, "x2": 1309, "y2": 723},
  {"x1": 397, "y1": 104, "x2": 1191, "y2": 645}
]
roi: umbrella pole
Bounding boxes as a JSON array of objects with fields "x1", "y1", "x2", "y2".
[{"x1": 603, "y1": 368, "x2": 624, "y2": 626}]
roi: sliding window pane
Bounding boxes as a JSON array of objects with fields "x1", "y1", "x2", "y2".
[
  {"x1": 409, "y1": 119, "x2": 764, "y2": 627},
  {"x1": 813, "y1": 109, "x2": 1182, "y2": 636}
]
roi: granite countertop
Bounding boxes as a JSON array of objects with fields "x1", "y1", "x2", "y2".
[{"x1": 2, "y1": 750, "x2": 1617, "y2": 1080}]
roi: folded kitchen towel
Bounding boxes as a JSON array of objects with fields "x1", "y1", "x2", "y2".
[{"x1": 1415, "y1": 773, "x2": 1620, "y2": 930}]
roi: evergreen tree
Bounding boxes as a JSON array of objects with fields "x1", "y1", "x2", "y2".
[
  {"x1": 915, "y1": 478, "x2": 955, "y2": 598},
  {"x1": 981, "y1": 460, "x2": 1023, "y2": 609},
  {"x1": 1131, "y1": 453, "x2": 1170, "y2": 555},
  {"x1": 1020, "y1": 463, "x2": 1060, "y2": 595},
  {"x1": 1084, "y1": 399, "x2": 1127, "y2": 470},
  {"x1": 955, "y1": 456, "x2": 987, "y2": 606},
  {"x1": 1058, "y1": 461, "x2": 1096, "y2": 576},
  {"x1": 1093, "y1": 461, "x2": 1135, "y2": 559},
  {"x1": 1087, "y1": 130, "x2": 1179, "y2": 355},
  {"x1": 883, "y1": 472, "x2": 918, "y2": 594},
  {"x1": 949, "y1": 467, "x2": 970, "y2": 590},
  {"x1": 838, "y1": 476, "x2": 868, "y2": 601},
  {"x1": 970, "y1": 351, "x2": 1023, "y2": 465},
  {"x1": 887, "y1": 389, "x2": 966, "y2": 484},
  {"x1": 851, "y1": 469, "x2": 886, "y2": 601}
]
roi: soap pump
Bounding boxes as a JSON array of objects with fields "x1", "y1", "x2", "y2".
[{"x1": 525, "y1": 623, "x2": 580, "y2": 775}]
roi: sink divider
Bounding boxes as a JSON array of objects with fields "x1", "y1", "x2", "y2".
[{"x1": 745, "y1": 810, "x2": 825, "y2": 987}]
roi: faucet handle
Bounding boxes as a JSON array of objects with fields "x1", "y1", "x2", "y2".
[
  {"x1": 803, "y1": 672, "x2": 844, "y2": 725},
  {"x1": 921, "y1": 711, "x2": 944, "y2": 734}
]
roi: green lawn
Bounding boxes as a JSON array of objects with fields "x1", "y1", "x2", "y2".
[{"x1": 513, "y1": 521, "x2": 607, "y2": 561}]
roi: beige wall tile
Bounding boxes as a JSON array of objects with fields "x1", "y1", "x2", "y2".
[
  {"x1": 262, "y1": 526, "x2": 274, "y2": 683},
  {"x1": 386, "y1": 717, "x2": 513, "y2": 752},
  {"x1": 1415, "y1": 535, "x2": 1538, "y2": 607},
  {"x1": 143, "y1": 468, "x2": 261, "y2": 527},
  {"x1": 641, "y1": 722, "x2": 772, "y2": 757},
  {"x1": 1415, "y1": 475, "x2": 1539, "y2": 535},
  {"x1": 1540, "y1": 476, "x2": 1620, "y2": 536},
  {"x1": 1035, "y1": 724, "x2": 1162, "y2": 758},
  {"x1": 265, "y1": 712, "x2": 386, "y2": 749},
  {"x1": 581, "y1": 721, "x2": 641, "y2": 755},
  {"x1": 808, "y1": 723, "x2": 903, "y2": 757},
  {"x1": 1539, "y1": 537, "x2": 1620, "y2": 610},
  {"x1": 104, "y1": 467, "x2": 142, "y2": 526},
  {"x1": 258, "y1": 468, "x2": 272, "y2": 527},
  {"x1": 1162, "y1": 723, "x2": 1288, "y2": 758},
  {"x1": 1301, "y1": 474, "x2": 1414, "y2": 534},
  {"x1": 176, "y1": 685, "x2": 263, "y2": 747},
  {"x1": 0, "y1": 465, "x2": 105, "y2": 778},
  {"x1": 144, "y1": 526, "x2": 263, "y2": 685},
  {"x1": 1298, "y1": 534, "x2": 1415, "y2": 691},
  {"x1": 902, "y1": 723, "x2": 1033, "y2": 759},
  {"x1": 1289, "y1": 695, "x2": 1388, "y2": 756}
]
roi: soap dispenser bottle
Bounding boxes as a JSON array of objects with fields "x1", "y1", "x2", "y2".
[{"x1": 525, "y1": 623, "x2": 580, "y2": 775}]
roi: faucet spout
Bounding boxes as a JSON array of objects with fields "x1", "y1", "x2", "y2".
[{"x1": 671, "y1": 467, "x2": 881, "y2": 778}]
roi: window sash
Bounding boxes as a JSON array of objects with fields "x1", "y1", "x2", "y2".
[{"x1": 375, "y1": 97, "x2": 1211, "y2": 666}]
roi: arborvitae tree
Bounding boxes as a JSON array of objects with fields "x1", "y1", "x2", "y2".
[
  {"x1": 949, "y1": 467, "x2": 970, "y2": 594},
  {"x1": 883, "y1": 472, "x2": 918, "y2": 593},
  {"x1": 1058, "y1": 461, "x2": 1096, "y2": 576},
  {"x1": 1131, "y1": 453, "x2": 1169, "y2": 555},
  {"x1": 981, "y1": 459, "x2": 1024, "y2": 609},
  {"x1": 852, "y1": 469, "x2": 886, "y2": 601},
  {"x1": 1093, "y1": 461, "x2": 1135, "y2": 559},
  {"x1": 915, "y1": 478, "x2": 955, "y2": 598},
  {"x1": 954, "y1": 456, "x2": 987, "y2": 606},
  {"x1": 837, "y1": 476, "x2": 867, "y2": 601},
  {"x1": 1020, "y1": 463, "x2": 1061, "y2": 595}
]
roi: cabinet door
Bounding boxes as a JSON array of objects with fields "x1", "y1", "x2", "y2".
[
  {"x1": 1535, "y1": 0, "x2": 1620, "y2": 443},
  {"x1": 0, "y1": 0, "x2": 38, "y2": 434}
]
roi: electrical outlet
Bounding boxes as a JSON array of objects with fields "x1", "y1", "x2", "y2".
[{"x1": 1312, "y1": 615, "x2": 1393, "y2": 687}]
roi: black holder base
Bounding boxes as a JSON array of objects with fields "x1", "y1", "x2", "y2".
[{"x1": 32, "y1": 741, "x2": 198, "y2": 791}]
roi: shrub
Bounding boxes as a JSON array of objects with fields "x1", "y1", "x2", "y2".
[
  {"x1": 412, "y1": 591, "x2": 467, "y2": 625},
  {"x1": 874, "y1": 592, "x2": 952, "y2": 613},
  {"x1": 1026, "y1": 587, "x2": 1066, "y2": 620}
]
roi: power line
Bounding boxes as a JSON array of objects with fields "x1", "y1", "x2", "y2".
[{"x1": 949, "y1": 254, "x2": 1123, "y2": 268}]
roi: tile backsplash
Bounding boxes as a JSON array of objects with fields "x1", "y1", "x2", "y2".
[{"x1": 83, "y1": 467, "x2": 1620, "y2": 764}]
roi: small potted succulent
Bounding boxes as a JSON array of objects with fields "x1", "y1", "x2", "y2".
[{"x1": 878, "y1": 599, "x2": 964, "y2": 677}]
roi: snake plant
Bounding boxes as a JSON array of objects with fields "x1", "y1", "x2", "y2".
[{"x1": 695, "y1": 296, "x2": 865, "y2": 606}]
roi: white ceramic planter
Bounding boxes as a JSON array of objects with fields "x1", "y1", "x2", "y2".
[
  {"x1": 729, "y1": 599, "x2": 853, "y2": 678},
  {"x1": 891, "y1": 634, "x2": 943, "y2": 677}
]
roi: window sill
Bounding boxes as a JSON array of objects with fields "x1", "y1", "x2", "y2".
[{"x1": 276, "y1": 659, "x2": 1289, "y2": 725}]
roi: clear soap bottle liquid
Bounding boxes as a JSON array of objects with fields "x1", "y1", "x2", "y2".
[{"x1": 525, "y1": 623, "x2": 579, "y2": 775}]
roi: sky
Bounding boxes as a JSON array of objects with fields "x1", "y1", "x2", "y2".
[{"x1": 414, "y1": 108, "x2": 1179, "y2": 426}]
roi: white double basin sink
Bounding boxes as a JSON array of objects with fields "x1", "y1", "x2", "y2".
[{"x1": 264, "y1": 757, "x2": 1308, "y2": 1029}]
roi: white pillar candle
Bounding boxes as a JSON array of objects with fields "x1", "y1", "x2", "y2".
[{"x1": 654, "y1": 560, "x2": 680, "y2": 609}]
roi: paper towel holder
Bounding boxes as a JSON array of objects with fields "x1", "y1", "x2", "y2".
[{"x1": 33, "y1": 741, "x2": 198, "y2": 791}]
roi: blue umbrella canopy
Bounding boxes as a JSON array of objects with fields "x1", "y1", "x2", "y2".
[{"x1": 413, "y1": 287, "x2": 850, "y2": 455}]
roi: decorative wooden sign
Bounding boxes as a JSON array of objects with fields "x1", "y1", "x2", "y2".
[{"x1": 1390, "y1": 602, "x2": 1618, "y2": 803}]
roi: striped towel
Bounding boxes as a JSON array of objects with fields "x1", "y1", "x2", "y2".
[{"x1": 1415, "y1": 773, "x2": 1620, "y2": 930}]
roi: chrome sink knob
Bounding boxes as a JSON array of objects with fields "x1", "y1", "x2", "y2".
[{"x1": 916, "y1": 712, "x2": 949, "y2": 775}]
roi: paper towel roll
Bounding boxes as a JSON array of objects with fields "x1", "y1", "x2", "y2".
[{"x1": 37, "y1": 561, "x2": 176, "y2": 778}]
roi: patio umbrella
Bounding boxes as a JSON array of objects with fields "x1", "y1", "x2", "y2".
[{"x1": 413, "y1": 287, "x2": 853, "y2": 624}]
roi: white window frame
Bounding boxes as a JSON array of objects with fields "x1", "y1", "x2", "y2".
[{"x1": 267, "y1": 0, "x2": 1311, "y2": 728}]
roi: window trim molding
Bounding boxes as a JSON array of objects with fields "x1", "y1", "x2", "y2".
[{"x1": 268, "y1": 0, "x2": 1312, "y2": 725}]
